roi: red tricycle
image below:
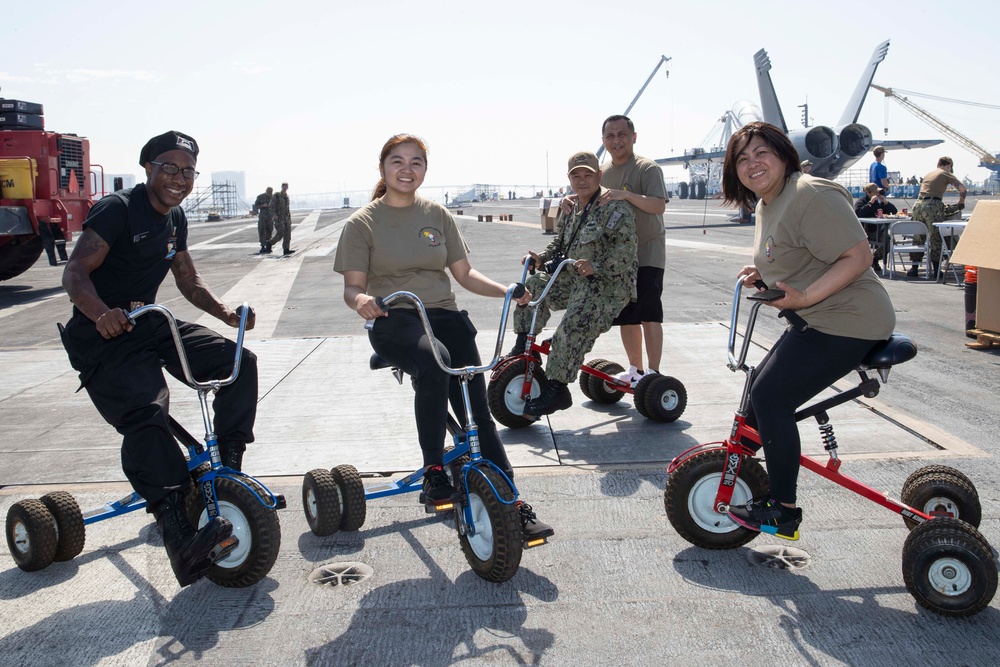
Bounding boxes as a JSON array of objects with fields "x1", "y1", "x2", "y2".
[
  {"x1": 487, "y1": 257, "x2": 687, "y2": 428},
  {"x1": 663, "y1": 278, "x2": 997, "y2": 617}
]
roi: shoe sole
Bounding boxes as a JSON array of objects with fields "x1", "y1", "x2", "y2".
[{"x1": 727, "y1": 512, "x2": 800, "y2": 541}]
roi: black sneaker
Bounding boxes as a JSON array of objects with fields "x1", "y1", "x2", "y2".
[
  {"x1": 524, "y1": 381, "x2": 572, "y2": 416},
  {"x1": 727, "y1": 497, "x2": 802, "y2": 540},
  {"x1": 419, "y1": 465, "x2": 458, "y2": 506},
  {"x1": 517, "y1": 501, "x2": 554, "y2": 544},
  {"x1": 906, "y1": 266, "x2": 919, "y2": 277}
]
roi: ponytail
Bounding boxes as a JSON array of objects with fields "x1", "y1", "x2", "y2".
[{"x1": 371, "y1": 178, "x2": 387, "y2": 201}]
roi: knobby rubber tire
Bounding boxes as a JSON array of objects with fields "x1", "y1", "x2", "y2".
[
  {"x1": 587, "y1": 360, "x2": 625, "y2": 404},
  {"x1": 901, "y1": 465, "x2": 976, "y2": 497},
  {"x1": 187, "y1": 477, "x2": 281, "y2": 588},
  {"x1": 633, "y1": 373, "x2": 656, "y2": 419},
  {"x1": 6, "y1": 499, "x2": 58, "y2": 572},
  {"x1": 642, "y1": 375, "x2": 687, "y2": 423},
  {"x1": 331, "y1": 465, "x2": 367, "y2": 532},
  {"x1": 901, "y1": 517, "x2": 997, "y2": 617},
  {"x1": 900, "y1": 471, "x2": 981, "y2": 531},
  {"x1": 40, "y1": 491, "x2": 86, "y2": 562},
  {"x1": 487, "y1": 359, "x2": 547, "y2": 429},
  {"x1": 664, "y1": 449, "x2": 769, "y2": 549},
  {"x1": 578, "y1": 359, "x2": 605, "y2": 400},
  {"x1": 302, "y1": 469, "x2": 343, "y2": 536},
  {"x1": 458, "y1": 466, "x2": 523, "y2": 583}
]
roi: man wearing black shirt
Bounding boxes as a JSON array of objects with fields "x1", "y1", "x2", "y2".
[{"x1": 60, "y1": 131, "x2": 258, "y2": 587}]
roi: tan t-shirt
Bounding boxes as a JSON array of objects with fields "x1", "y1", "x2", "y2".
[
  {"x1": 601, "y1": 154, "x2": 667, "y2": 268},
  {"x1": 918, "y1": 168, "x2": 963, "y2": 199},
  {"x1": 333, "y1": 197, "x2": 469, "y2": 311},
  {"x1": 754, "y1": 173, "x2": 895, "y2": 340}
]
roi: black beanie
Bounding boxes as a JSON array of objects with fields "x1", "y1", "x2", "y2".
[{"x1": 139, "y1": 131, "x2": 199, "y2": 166}]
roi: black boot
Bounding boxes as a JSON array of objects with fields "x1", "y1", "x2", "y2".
[
  {"x1": 524, "y1": 380, "x2": 572, "y2": 416},
  {"x1": 153, "y1": 489, "x2": 237, "y2": 587},
  {"x1": 264, "y1": 242, "x2": 272, "y2": 254},
  {"x1": 507, "y1": 332, "x2": 528, "y2": 357},
  {"x1": 906, "y1": 265, "x2": 919, "y2": 278},
  {"x1": 219, "y1": 441, "x2": 245, "y2": 471}
]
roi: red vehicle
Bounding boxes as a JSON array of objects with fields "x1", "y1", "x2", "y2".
[{"x1": 1, "y1": 104, "x2": 102, "y2": 280}]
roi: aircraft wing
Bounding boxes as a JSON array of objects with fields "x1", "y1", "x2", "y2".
[
  {"x1": 655, "y1": 150, "x2": 727, "y2": 168},
  {"x1": 878, "y1": 139, "x2": 945, "y2": 151}
]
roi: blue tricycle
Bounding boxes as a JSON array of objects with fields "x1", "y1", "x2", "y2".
[
  {"x1": 5, "y1": 303, "x2": 285, "y2": 587},
  {"x1": 301, "y1": 283, "x2": 546, "y2": 583}
]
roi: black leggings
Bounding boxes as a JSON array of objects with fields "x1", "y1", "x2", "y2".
[
  {"x1": 748, "y1": 327, "x2": 879, "y2": 505},
  {"x1": 368, "y1": 308, "x2": 513, "y2": 478}
]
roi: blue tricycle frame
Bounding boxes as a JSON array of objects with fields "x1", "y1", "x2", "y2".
[
  {"x1": 5, "y1": 303, "x2": 285, "y2": 588},
  {"x1": 302, "y1": 283, "x2": 545, "y2": 583}
]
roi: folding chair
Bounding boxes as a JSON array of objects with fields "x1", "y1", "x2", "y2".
[
  {"x1": 887, "y1": 220, "x2": 931, "y2": 279},
  {"x1": 935, "y1": 223, "x2": 964, "y2": 284}
]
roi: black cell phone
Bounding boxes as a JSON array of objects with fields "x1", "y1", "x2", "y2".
[{"x1": 747, "y1": 288, "x2": 786, "y2": 302}]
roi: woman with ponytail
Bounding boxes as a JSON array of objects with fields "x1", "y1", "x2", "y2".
[{"x1": 333, "y1": 134, "x2": 553, "y2": 541}]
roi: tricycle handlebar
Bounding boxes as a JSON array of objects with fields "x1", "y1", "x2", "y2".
[{"x1": 127, "y1": 302, "x2": 250, "y2": 391}]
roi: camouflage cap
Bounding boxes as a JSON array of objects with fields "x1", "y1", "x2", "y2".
[
  {"x1": 139, "y1": 130, "x2": 199, "y2": 166},
  {"x1": 567, "y1": 151, "x2": 599, "y2": 174}
]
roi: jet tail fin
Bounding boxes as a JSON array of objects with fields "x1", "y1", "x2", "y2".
[
  {"x1": 754, "y1": 48, "x2": 787, "y2": 133},
  {"x1": 838, "y1": 39, "x2": 890, "y2": 126}
]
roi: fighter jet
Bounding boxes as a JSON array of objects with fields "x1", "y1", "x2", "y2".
[{"x1": 657, "y1": 40, "x2": 942, "y2": 181}]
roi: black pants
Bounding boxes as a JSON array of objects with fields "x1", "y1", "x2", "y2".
[
  {"x1": 61, "y1": 313, "x2": 258, "y2": 506},
  {"x1": 368, "y1": 308, "x2": 513, "y2": 478},
  {"x1": 748, "y1": 327, "x2": 878, "y2": 505}
]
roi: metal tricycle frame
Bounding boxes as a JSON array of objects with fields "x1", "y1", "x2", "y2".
[
  {"x1": 79, "y1": 302, "x2": 285, "y2": 527},
  {"x1": 663, "y1": 278, "x2": 998, "y2": 616},
  {"x1": 666, "y1": 278, "x2": 934, "y2": 524},
  {"x1": 364, "y1": 285, "x2": 529, "y2": 542},
  {"x1": 490, "y1": 258, "x2": 686, "y2": 424}
]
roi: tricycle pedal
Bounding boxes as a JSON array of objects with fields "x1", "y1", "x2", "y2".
[{"x1": 210, "y1": 535, "x2": 240, "y2": 563}]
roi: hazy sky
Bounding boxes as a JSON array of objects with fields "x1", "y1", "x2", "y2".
[{"x1": 3, "y1": 0, "x2": 998, "y2": 201}]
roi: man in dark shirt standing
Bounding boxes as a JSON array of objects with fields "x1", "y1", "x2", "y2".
[{"x1": 60, "y1": 131, "x2": 259, "y2": 587}]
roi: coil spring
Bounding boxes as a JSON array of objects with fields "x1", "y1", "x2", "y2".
[{"x1": 819, "y1": 423, "x2": 838, "y2": 451}]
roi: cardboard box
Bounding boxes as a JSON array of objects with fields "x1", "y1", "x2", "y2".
[
  {"x1": 0, "y1": 99, "x2": 44, "y2": 115},
  {"x1": 951, "y1": 201, "x2": 1000, "y2": 332}
]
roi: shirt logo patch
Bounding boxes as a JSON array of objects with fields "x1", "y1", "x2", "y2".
[
  {"x1": 166, "y1": 237, "x2": 177, "y2": 260},
  {"x1": 420, "y1": 227, "x2": 443, "y2": 247},
  {"x1": 606, "y1": 210, "x2": 623, "y2": 229},
  {"x1": 764, "y1": 235, "x2": 775, "y2": 263}
]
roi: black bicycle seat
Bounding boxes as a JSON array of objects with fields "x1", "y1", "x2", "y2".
[{"x1": 860, "y1": 334, "x2": 918, "y2": 369}]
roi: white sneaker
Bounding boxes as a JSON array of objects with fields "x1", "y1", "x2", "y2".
[{"x1": 615, "y1": 365, "x2": 645, "y2": 388}]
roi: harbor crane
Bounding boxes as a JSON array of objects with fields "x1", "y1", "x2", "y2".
[
  {"x1": 595, "y1": 55, "x2": 671, "y2": 161},
  {"x1": 870, "y1": 84, "x2": 1000, "y2": 173}
]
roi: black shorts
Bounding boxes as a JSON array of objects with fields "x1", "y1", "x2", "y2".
[{"x1": 613, "y1": 266, "x2": 664, "y2": 326}]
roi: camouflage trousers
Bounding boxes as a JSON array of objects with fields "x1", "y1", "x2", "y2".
[
  {"x1": 514, "y1": 272, "x2": 629, "y2": 384},
  {"x1": 269, "y1": 217, "x2": 291, "y2": 253},
  {"x1": 909, "y1": 198, "x2": 961, "y2": 263},
  {"x1": 257, "y1": 211, "x2": 274, "y2": 244}
]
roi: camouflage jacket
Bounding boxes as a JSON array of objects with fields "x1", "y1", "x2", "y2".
[
  {"x1": 252, "y1": 192, "x2": 271, "y2": 215},
  {"x1": 539, "y1": 187, "x2": 637, "y2": 299},
  {"x1": 270, "y1": 191, "x2": 291, "y2": 222}
]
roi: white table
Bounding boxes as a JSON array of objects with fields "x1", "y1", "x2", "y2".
[{"x1": 933, "y1": 221, "x2": 967, "y2": 284}]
